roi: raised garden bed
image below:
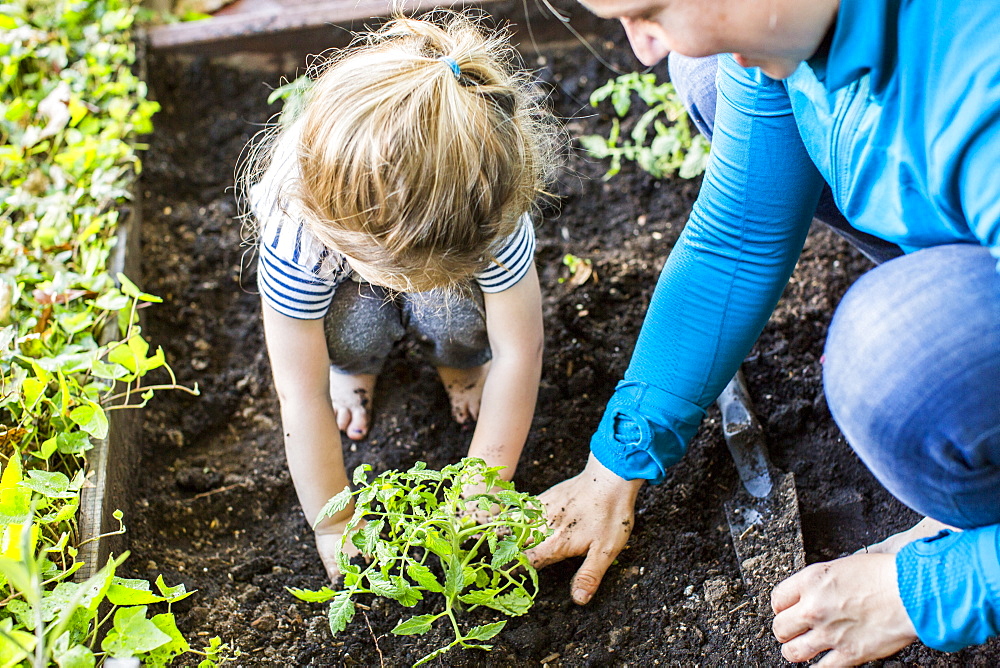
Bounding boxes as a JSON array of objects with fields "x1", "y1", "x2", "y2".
[{"x1": 124, "y1": 5, "x2": 1000, "y2": 666}]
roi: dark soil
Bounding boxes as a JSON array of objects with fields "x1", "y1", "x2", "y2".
[{"x1": 128, "y1": 11, "x2": 996, "y2": 667}]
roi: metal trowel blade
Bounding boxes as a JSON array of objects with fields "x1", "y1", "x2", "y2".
[{"x1": 725, "y1": 470, "x2": 806, "y2": 596}]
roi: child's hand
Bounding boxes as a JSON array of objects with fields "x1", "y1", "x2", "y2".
[
  {"x1": 314, "y1": 518, "x2": 361, "y2": 583},
  {"x1": 459, "y1": 481, "x2": 505, "y2": 531}
]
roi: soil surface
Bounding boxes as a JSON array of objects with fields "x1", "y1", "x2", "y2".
[{"x1": 128, "y1": 10, "x2": 997, "y2": 667}]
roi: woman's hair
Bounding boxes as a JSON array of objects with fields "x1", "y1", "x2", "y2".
[{"x1": 242, "y1": 10, "x2": 558, "y2": 293}]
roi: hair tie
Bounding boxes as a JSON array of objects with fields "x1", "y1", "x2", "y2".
[{"x1": 438, "y1": 55, "x2": 461, "y2": 80}]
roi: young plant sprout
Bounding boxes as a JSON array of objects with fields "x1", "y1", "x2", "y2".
[
  {"x1": 289, "y1": 458, "x2": 549, "y2": 666},
  {"x1": 578, "y1": 71, "x2": 710, "y2": 180}
]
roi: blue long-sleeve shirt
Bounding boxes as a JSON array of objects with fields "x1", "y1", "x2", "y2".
[{"x1": 590, "y1": 0, "x2": 1000, "y2": 651}]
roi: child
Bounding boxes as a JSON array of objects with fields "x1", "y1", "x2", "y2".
[{"x1": 242, "y1": 12, "x2": 556, "y2": 580}]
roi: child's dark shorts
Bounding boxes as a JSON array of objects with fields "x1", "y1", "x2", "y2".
[{"x1": 323, "y1": 280, "x2": 490, "y2": 375}]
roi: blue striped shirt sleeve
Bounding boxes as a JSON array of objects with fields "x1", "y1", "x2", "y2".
[
  {"x1": 475, "y1": 214, "x2": 536, "y2": 293},
  {"x1": 255, "y1": 207, "x2": 340, "y2": 320}
]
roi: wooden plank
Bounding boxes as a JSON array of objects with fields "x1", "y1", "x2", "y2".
[
  {"x1": 148, "y1": 0, "x2": 504, "y2": 52},
  {"x1": 77, "y1": 38, "x2": 148, "y2": 581},
  {"x1": 77, "y1": 197, "x2": 144, "y2": 581}
]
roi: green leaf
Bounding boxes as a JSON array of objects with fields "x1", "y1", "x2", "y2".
[
  {"x1": 459, "y1": 588, "x2": 495, "y2": 607},
  {"x1": 0, "y1": 487, "x2": 32, "y2": 524},
  {"x1": 493, "y1": 589, "x2": 533, "y2": 616},
  {"x1": 116, "y1": 273, "x2": 162, "y2": 302},
  {"x1": 491, "y1": 538, "x2": 519, "y2": 570},
  {"x1": 612, "y1": 85, "x2": 632, "y2": 117},
  {"x1": 406, "y1": 563, "x2": 443, "y2": 593},
  {"x1": 679, "y1": 134, "x2": 711, "y2": 178},
  {"x1": 327, "y1": 591, "x2": 356, "y2": 635},
  {"x1": 464, "y1": 620, "x2": 506, "y2": 641},
  {"x1": 360, "y1": 519, "x2": 384, "y2": 555},
  {"x1": 56, "y1": 431, "x2": 92, "y2": 455},
  {"x1": 94, "y1": 288, "x2": 129, "y2": 311},
  {"x1": 314, "y1": 486, "x2": 352, "y2": 526},
  {"x1": 101, "y1": 606, "x2": 173, "y2": 656},
  {"x1": 20, "y1": 377, "x2": 45, "y2": 411},
  {"x1": 39, "y1": 437, "x2": 59, "y2": 460},
  {"x1": 154, "y1": 574, "x2": 194, "y2": 602},
  {"x1": 0, "y1": 618, "x2": 34, "y2": 666},
  {"x1": 577, "y1": 134, "x2": 613, "y2": 158},
  {"x1": 390, "y1": 614, "x2": 438, "y2": 636},
  {"x1": 287, "y1": 586, "x2": 338, "y2": 603},
  {"x1": 413, "y1": 645, "x2": 453, "y2": 666},
  {"x1": 394, "y1": 576, "x2": 423, "y2": 607},
  {"x1": 459, "y1": 587, "x2": 532, "y2": 616},
  {"x1": 21, "y1": 470, "x2": 74, "y2": 498},
  {"x1": 107, "y1": 578, "x2": 168, "y2": 606},
  {"x1": 352, "y1": 464, "x2": 371, "y2": 486},
  {"x1": 107, "y1": 333, "x2": 165, "y2": 375},
  {"x1": 139, "y1": 613, "x2": 191, "y2": 666},
  {"x1": 443, "y1": 555, "x2": 464, "y2": 598},
  {"x1": 5, "y1": 600, "x2": 33, "y2": 630},
  {"x1": 422, "y1": 529, "x2": 451, "y2": 558},
  {"x1": 0, "y1": 557, "x2": 32, "y2": 601},
  {"x1": 496, "y1": 490, "x2": 522, "y2": 506},
  {"x1": 589, "y1": 78, "x2": 617, "y2": 105},
  {"x1": 68, "y1": 402, "x2": 108, "y2": 439},
  {"x1": 366, "y1": 571, "x2": 401, "y2": 600},
  {"x1": 54, "y1": 642, "x2": 95, "y2": 668},
  {"x1": 90, "y1": 359, "x2": 128, "y2": 380}
]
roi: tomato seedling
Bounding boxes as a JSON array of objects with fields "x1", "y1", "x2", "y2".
[{"x1": 290, "y1": 457, "x2": 549, "y2": 666}]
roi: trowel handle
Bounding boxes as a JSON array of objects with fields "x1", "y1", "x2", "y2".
[
  {"x1": 717, "y1": 368, "x2": 773, "y2": 498},
  {"x1": 717, "y1": 368, "x2": 758, "y2": 433}
]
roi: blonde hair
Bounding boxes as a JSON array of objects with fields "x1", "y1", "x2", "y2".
[{"x1": 243, "y1": 10, "x2": 558, "y2": 293}]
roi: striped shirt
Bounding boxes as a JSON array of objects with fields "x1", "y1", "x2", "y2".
[{"x1": 251, "y1": 129, "x2": 536, "y2": 320}]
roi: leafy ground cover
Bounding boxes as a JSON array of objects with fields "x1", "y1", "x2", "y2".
[{"x1": 0, "y1": 0, "x2": 230, "y2": 663}]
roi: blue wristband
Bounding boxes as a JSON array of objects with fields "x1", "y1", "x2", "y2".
[{"x1": 896, "y1": 525, "x2": 1000, "y2": 652}]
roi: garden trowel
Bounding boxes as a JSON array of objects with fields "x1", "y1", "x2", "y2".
[{"x1": 717, "y1": 369, "x2": 805, "y2": 597}]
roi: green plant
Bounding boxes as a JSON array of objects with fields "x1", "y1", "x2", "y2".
[
  {"x1": 578, "y1": 72, "x2": 710, "y2": 180},
  {"x1": 0, "y1": 0, "x2": 227, "y2": 662},
  {"x1": 266, "y1": 74, "x2": 311, "y2": 128},
  {"x1": 290, "y1": 458, "x2": 549, "y2": 667},
  {"x1": 0, "y1": 499, "x2": 240, "y2": 666},
  {"x1": 558, "y1": 253, "x2": 594, "y2": 286}
]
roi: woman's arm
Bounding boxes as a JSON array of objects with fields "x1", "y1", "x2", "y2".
[
  {"x1": 467, "y1": 261, "x2": 544, "y2": 480},
  {"x1": 261, "y1": 304, "x2": 352, "y2": 560},
  {"x1": 531, "y1": 55, "x2": 825, "y2": 602}
]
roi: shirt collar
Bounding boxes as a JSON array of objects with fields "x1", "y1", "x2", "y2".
[{"x1": 820, "y1": 0, "x2": 901, "y2": 93}]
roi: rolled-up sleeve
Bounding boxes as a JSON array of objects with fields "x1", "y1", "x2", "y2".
[{"x1": 592, "y1": 56, "x2": 825, "y2": 482}]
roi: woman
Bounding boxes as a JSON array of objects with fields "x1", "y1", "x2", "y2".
[{"x1": 529, "y1": 0, "x2": 1000, "y2": 665}]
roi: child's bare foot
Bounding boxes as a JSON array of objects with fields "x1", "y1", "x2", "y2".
[
  {"x1": 328, "y1": 369, "x2": 376, "y2": 440},
  {"x1": 436, "y1": 362, "x2": 490, "y2": 424}
]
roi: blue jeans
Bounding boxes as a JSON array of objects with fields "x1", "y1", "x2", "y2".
[{"x1": 669, "y1": 53, "x2": 1000, "y2": 529}]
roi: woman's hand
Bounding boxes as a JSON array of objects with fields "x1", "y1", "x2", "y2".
[
  {"x1": 771, "y1": 552, "x2": 917, "y2": 665},
  {"x1": 527, "y1": 454, "x2": 644, "y2": 604}
]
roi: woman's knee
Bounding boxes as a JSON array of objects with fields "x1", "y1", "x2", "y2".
[
  {"x1": 667, "y1": 53, "x2": 718, "y2": 141},
  {"x1": 822, "y1": 244, "x2": 1000, "y2": 525}
]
